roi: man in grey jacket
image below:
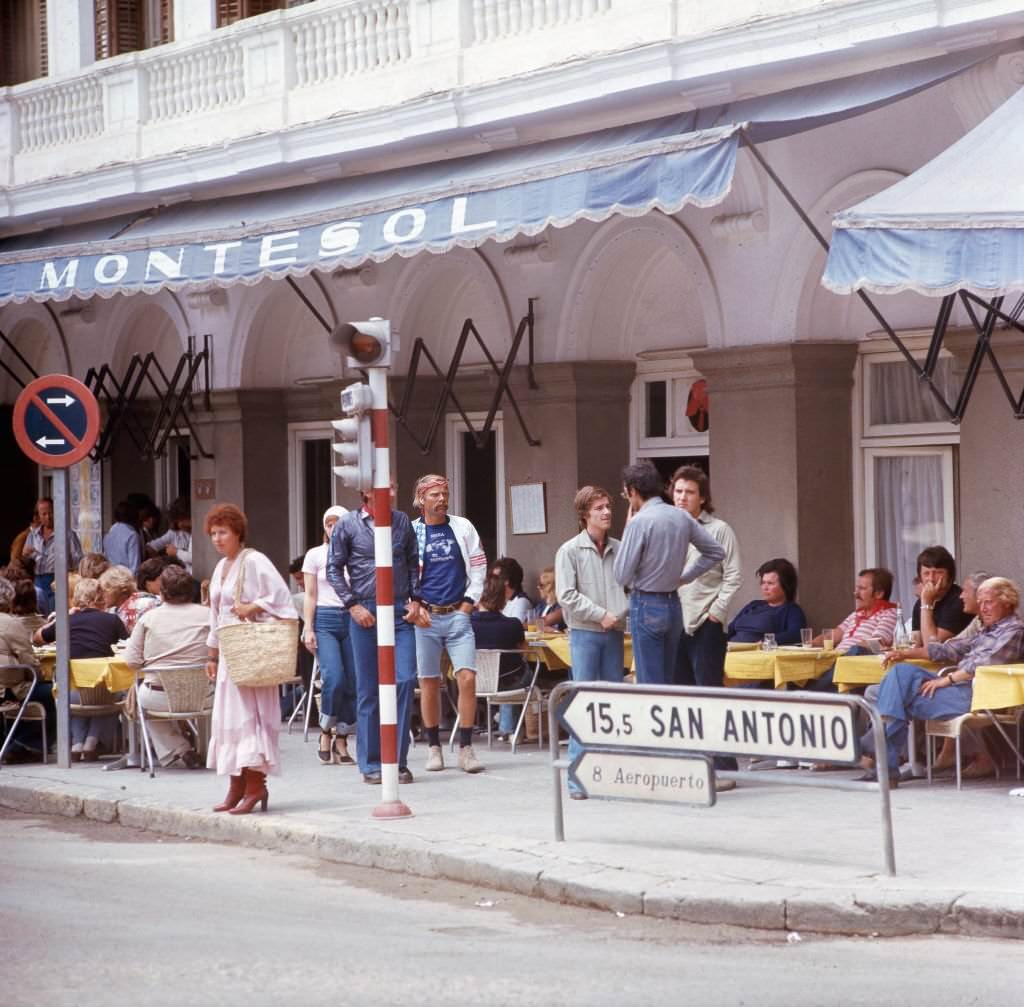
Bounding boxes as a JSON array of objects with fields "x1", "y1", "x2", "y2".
[
  {"x1": 555, "y1": 485, "x2": 629, "y2": 800},
  {"x1": 613, "y1": 461, "x2": 725, "y2": 686}
]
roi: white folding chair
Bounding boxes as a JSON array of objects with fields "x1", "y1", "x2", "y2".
[
  {"x1": 448, "y1": 649, "x2": 543, "y2": 754},
  {"x1": 0, "y1": 664, "x2": 46, "y2": 766},
  {"x1": 136, "y1": 666, "x2": 213, "y2": 778}
]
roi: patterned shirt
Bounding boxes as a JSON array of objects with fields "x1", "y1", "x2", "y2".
[
  {"x1": 927, "y1": 613, "x2": 1024, "y2": 675},
  {"x1": 836, "y1": 601, "x2": 899, "y2": 655}
]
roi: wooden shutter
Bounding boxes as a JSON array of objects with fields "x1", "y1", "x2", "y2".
[
  {"x1": 95, "y1": 0, "x2": 146, "y2": 60},
  {"x1": 217, "y1": 0, "x2": 283, "y2": 27},
  {"x1": 157, "y1": 0, "x2": 173, "y2": 44},
  {"x1": 0, "y1": 0, "x2": 47, "y2": 85}
]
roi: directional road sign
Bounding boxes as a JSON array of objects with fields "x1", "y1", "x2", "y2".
[
  {"x1": 559, "y1": 687, "x2": 860, "y2": 764},
  {"x1": 568, "y1": 750, "x2": 715, "y2": 807},
  {"x1": 12, "y1": 375, "x2": 101, "y2": 468}
]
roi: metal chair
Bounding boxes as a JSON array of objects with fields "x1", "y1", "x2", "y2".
[
  {"x1": 136, "y1": 666, "x2": 213, "y2": 777},
  {"x1": 70, "y1": 683, "x2": 125, "y2": 757},
  {"x1": 0, "y1": 664, "x2": 46, "y2": 766},
  {"x1": 449, "y1": 649, "x2": 543, "y2": 754},
  {"x1": 925, "y1": 706, "x2": 1024, "y2": 790}
]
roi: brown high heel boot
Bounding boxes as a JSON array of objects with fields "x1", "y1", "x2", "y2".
[
  {"x1": 213, "y1": 772, "x2": 246, "y2": 812},
  {"x1": 229, "y1": 768, "x2": 269, "y2": 814}
]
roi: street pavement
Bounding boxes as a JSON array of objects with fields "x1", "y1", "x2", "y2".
[
  {"x1": 5, "y1": 809, "x2": 1020, "y2": 1007},
  {"x1": 1, "y1": 728, "x2": 1022, "y2": 940}
]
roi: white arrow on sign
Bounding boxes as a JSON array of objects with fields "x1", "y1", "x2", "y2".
[
  {"x1": 569, "y1": 750, "x2": 714, "y2": 806},
  {"x1": 35, "y1": 436, "x2": 67, "y2": 448},
  {"x1": 45, "y1": 395, "x2": 75, "y2": 407}
]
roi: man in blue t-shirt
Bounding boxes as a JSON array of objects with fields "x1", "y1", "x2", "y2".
[{"x1": 411, "y1": 474, "x2": 487, "y2": 774}]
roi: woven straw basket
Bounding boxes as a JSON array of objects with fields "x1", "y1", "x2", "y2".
[{"x1": 219, "y1": 549, "x2": 299, "y2": 689}]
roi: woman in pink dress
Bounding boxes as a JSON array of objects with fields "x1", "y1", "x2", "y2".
[{"x1": 204, "y1": 503, "x2": 295, "y2": 814}]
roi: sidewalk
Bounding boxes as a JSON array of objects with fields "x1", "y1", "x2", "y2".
[{"x1": 2, "y1": 730, "x2": 1022, "y2": 940}]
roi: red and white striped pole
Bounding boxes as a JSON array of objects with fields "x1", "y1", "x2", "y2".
[{"x1": 368, "y1": 366, "x2": 413, "y2": 819}]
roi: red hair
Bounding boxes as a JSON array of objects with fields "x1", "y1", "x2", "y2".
[{"x1": 204, "y1": 503, "x2": 248, "y2": 542}]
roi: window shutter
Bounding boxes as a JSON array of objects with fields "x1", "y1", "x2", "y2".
[
  {"x1": 95, "y1": 0, "x2": 146, "y2": 60},
  {"x1": 217, "y1": 0, "x2": 284, "y2": 26},
  {"x1": 0, "y1": 0, "x2": 47, "y2": 85},
  {"x1": 157, "y1": 0, "x2": 173, "y2": 44},
  {"x1": 36, "y1": 0, "x2": 47, "y2": 76}
]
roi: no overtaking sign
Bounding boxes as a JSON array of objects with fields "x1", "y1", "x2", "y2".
[{"x1": 12, "y1": 375, "x2": 100, "y2": 468}]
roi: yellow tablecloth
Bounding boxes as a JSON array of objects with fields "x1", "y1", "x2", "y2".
[
  {"x1": 832, "y1": 654, "x2": 941, "y2": 693},
  {"x1": 724, "y1": 647, "x2": 836, "y2": 689},
  {"x1": 526, "y1": 633, "x2": 633, "y2": 674},
  {"x1": 971, "y1": 664, "x2": 1024, "y2": 712},
  {"x1": 726, "y1": 642, "x2": 761, "y2": 652},
  {"x1": 34, "y1": 650, "x2": 137, "y2": 692}
]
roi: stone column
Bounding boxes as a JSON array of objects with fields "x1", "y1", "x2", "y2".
[
  {"x1": 692, "y1": 342, "x2": 858, "y2": 631},
  {"x1": 174, "y1": 0, "x2": 219, "y2": 41},
  {"x1": 47, "y1": 0, "x2": 94, "y2": 76},
  {"x1": 947, "y1": 329, "x2": 1024, "y2": 584}
]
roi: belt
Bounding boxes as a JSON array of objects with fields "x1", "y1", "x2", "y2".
[
  {"x1": 143, "y1": 683, "x2": 165, "y2": 692},
  {"x1": 632, "y1": 589, "x2": 678, "y2": 597},
  {"x1": 423, "y1": 602, "x2": 463, "y2": 614}
]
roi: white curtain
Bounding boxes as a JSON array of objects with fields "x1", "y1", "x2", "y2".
[
  {"x1": 870, "y1": 357, "x2": 954, "y2": 426},
  {"x1": 873, "y1": 454, "x2": 947, "y2": 614}
]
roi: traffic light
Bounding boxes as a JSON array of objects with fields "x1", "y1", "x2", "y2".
[
  {"x1": 330, "y1": 317, "x2": 394, "y2": 369},
  {"x1": 332, "y1": 382, "x2": 373, "y2": 490}
]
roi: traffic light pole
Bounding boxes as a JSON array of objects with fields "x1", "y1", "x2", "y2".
[{"x1": 368, "y1": 366, "x2": 413, "y2": 820}]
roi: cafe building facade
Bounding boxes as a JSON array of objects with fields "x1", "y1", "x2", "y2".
[{"x1": 2, "y1": 1, "x2": 1024, "y2": 629}]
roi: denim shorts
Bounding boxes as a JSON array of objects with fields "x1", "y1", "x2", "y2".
[{"x1": 415, "y1": 610, "x2": 477, "y2": 678}]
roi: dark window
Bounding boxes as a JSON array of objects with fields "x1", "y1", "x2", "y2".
[
  {"x1": 461, "y1": 430, "x2": 497, "y2": 568},
  {"x1": 645, "y1": 380, "x2": 667, "y2": 438},
  {"x1": 216, "y1": 0, "x2": 286, "y2": 26},
  {"x1": 302, "y1": 438, "x2": 333, "y2": 554},
  {"x1": 95, "y1": 1, "x2": 173, "y2": 61},
  {"x1": 0, "y1": 0, "x2": 47, "y2": 86}
]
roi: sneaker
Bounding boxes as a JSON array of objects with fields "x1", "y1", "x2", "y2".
[
  {"x1": 424, "y1": 745, "x2": 445, "y2": 772},
  {"x1": 714, "y1": 779, "x2": 737, "y2": 793},
  {"x1": 458, "y1": 745, "x2": 484, "y2": 774},
  {"x1": 398, "y1": 767, "x2": 414, "y2": 784}
]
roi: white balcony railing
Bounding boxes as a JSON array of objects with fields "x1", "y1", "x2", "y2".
[{"x1": 469, "y1": 0, "x2": 613, "y2": 44}]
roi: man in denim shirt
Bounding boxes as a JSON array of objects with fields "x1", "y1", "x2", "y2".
[
  {"x1": 613, "y1": 462, "x2": 725, "y2": 686},
  {"x1": 326, "y1": 487, "x2": 423, "y2": 785}
]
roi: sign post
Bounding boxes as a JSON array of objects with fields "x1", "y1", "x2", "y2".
[{"x1": 12, "y1": 375, "x2": 101, "y2": 770}]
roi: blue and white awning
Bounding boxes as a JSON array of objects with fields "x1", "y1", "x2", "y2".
[
  {"x1": 823, "y1": 84, "x2": 1024, "y2": 297},
  {"x1": 0, "y1": 42, "x2": 1008, "y2": 305}
]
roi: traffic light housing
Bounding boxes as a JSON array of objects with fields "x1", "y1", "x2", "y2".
[
  {"x1": 332, "y1": 382, "x2": 373, "y2": 490},
  {"x1": 330, "y1": 317, "x2": 394, "y2": 369}
]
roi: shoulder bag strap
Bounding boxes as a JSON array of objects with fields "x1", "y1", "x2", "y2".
[{"x1": 232, "y1": 548, "x2": 253, "y2": 609}]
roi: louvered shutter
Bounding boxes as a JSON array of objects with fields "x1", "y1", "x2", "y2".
[
  {"x1": 0, "y1": 0, "x2": 47, "y2": 85},
  {"x1": 157, "y1": 0, "x2": 173, "y2": 43},
  {"x1": 95, "y1": 0, "x2": 145, "y2": 60},
  {"x1": 217, "y1": 0, "x2": 284, "y2": 26}
]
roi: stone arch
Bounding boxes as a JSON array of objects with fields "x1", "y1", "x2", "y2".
[
  {"x1": 389, "y1": 247, "x2": 514, "y2": 373},
  {"x1": 235, "y1": 276, "x2": 340, "y2": 388},
  {"x1": 769, "y1": 169, "x2": 907, "y2": 344},
  {"x1": 0, "y1": 301, "x2": 73, "y2": 403},
  {"x1": 557, "y1": 212, "x2": 722, "y2": 362},
  {"x1": 104, "y1": 295, "x2": 189, "y2": 396}
]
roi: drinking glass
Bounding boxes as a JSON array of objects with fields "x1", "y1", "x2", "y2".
[
  {"x1": 762, "y1": 633, "x2": 777, "y2": 652},
  {"x1": 800, "y1": 628, "x2": 813, "y2": 648},
  {"x1": 822, "y1": 630, "x2": 834, "y2": 652}
]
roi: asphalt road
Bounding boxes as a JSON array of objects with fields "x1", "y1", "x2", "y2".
[{"x1": 2, "y1": 810, "x2": 1018, "y2": 1006}]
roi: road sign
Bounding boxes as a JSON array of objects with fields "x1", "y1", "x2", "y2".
[
  {"x1": 559, "y1": 688, "x2": 860, "y2": 764},
  {"x1": 569, "y1": 750, "x2": 715, "y2": 807},
  {"x1": 12, "y1": 375, "x2": 100, "y2": 468}
]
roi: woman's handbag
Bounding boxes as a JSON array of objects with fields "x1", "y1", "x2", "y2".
[{"x1": 218, "y1": 549, "x2": 299, "y2": 689}]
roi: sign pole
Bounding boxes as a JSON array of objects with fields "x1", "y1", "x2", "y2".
[{"x1": 52, "y1": 468, "x2": 72, "y2": 769}]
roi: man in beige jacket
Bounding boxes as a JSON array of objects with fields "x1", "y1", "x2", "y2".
[{"x1": 554, "y1": 485, "x2": 629, "y2": 800}]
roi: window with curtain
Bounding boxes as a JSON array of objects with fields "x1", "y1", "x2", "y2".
[
  {"x1": 866, "y1": 355, "x2": 956, "y2": 430},
  {"x1": 868, "y1": 449, "x2": 955, "y2": 614}
]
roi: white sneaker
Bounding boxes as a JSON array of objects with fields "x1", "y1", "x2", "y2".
[
  {"x1": 425, "y1": 745, "x2": 444, "y2": 772},
  {"x1": 458, "y1": 745, "x2": 484, "y2": 774}
]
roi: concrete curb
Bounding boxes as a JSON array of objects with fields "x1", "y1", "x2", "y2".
[{"x1": 2, "y1": 776, "x2": 1020, "y2": 940}]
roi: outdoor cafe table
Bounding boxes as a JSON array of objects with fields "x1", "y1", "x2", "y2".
[
  {"x1": 526, "y1": 632, "x2": 634, "y2": 674},
  {"x1": 724, "y1": 646, "x2": 836, "y2": 689},
  {"x1": 971, "y1": 664, "x2": 1024, "y2": 712},
  {"x1": 832, "y1": 654, "x2": 941, "y2": 693},
  {"x1": 33, "y1": 649, "x2": 137, "y2": 692}
]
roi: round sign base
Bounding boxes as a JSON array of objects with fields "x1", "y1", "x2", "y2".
[{"x1": 371, "y1": 799, "x2": 414, "y2": 820}]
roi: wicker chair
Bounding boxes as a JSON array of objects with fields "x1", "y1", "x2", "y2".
[
  {"x1": 0, "y1": 664, "x2": 46, "y2": 766},
  {"x1": 448, "y1": 649, "x2": 543, "y2": 754},
  {"x1": 69, "y1": 683, "x2": 124, "y2": 758},
  {"x1": 136, "y1": 666, "x2": 213, "y2": 777}
]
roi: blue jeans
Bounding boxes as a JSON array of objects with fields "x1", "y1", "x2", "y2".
[
  {"x1": 313, "y1": 607, "x2": 357, "y2": 734},
  {"x1": 867, "y1": 662, "x2": 973, "y2": 771},
  {"x1": 348, "y1": 600, "x2": 416, "y2": 775},
  {"x1": 35, "y1": 574, "x2": 55, "y2": 614},
  {"x1": 629, "y1": 591, "x2": 681, "y2": 686},
  {"x1": 675, "y1": 618, "x2": 735, "y2": 771},
  {"x1": 70, "y1": 690, "x2": 120, "y2": 750},
  {"x1": 567, "y1": 628, "x2": 625, "y2": 794}
]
